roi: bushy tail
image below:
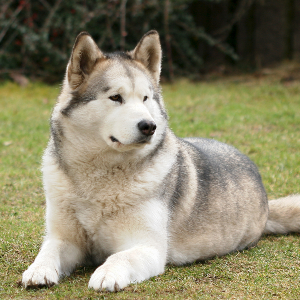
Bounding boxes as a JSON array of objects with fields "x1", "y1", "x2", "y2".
[{"x1": 264, "y1": 195, "x2": 300, "y2": 234}]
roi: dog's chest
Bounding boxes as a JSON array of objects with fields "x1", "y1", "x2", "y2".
[
  {"x1": 70, "y1": 163, "x2": 156, "y2": 228},
  {"x1": 74, "y1": 163, "x2": 152, "y2": 199},
  {"x1": 67, "y1": 165, "x2": 158, "y2": 260}
]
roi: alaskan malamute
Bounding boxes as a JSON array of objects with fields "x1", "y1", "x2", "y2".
[{"x1": 22, "y1": 31, "x2": 300, "y2": 291}]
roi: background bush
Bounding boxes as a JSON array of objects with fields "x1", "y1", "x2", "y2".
[{"x1": 1, "y1": 0, "x2": 299, "y2": 82}]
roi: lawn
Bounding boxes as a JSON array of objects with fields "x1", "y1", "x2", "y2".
[{"x1": 0, "y1": 72, "x2": 300, "y2": 299}]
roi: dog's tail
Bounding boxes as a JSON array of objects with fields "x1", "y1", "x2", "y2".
[{"x1": 264, "y1": 195, "x2": 300, "y2": 234}]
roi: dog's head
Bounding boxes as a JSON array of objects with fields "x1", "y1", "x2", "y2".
[{"x1": 53, "y1": 31, "x2": 167, "y2": 153}]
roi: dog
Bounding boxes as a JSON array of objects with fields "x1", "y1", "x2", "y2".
[{"x1": 22, "y1": 30, "x2": 300, "y2": 292}]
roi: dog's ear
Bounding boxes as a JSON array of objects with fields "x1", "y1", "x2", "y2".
[
  {"x1": 131, "y1": 30, "x2": 162, "y2": 84},
  {"x1": 67, "y1": 32, "x2": 103, "y2": 89}
]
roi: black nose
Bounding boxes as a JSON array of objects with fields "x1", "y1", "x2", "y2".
[{"x1": 138, "y1": 120, "x2": 157, "y2": 136}]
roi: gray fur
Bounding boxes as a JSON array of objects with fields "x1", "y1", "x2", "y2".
[{"x1": 22, "y1": 30, "x2": 300, "y2": 292}]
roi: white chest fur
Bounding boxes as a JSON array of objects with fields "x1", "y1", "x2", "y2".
[{"x1": 42, "y1": 147, "x2": 174, "y2": 262}]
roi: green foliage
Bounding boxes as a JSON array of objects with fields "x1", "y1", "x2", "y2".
[{"x1": 0, "y1": 0, "x2": 238, "y2": 82}]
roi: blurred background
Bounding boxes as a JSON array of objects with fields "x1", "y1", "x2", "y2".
[{"x1": 0, "y1": 0, "x2": 299, "y2": 83}]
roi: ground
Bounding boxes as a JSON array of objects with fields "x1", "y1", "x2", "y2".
[{"x1": 1, "y1": 62, "x2": 300, "y2": 299}]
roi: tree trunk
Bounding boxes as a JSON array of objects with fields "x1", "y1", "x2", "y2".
[
  {"x1": 293, "y1": 0, "x2": 300, "y2": 59},
  {"x1": 254, "y1": 0, "x2": 288, "y2": 67}
]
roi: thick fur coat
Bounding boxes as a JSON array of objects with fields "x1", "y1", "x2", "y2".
[{"x1": 22, "y1": 31, "x2": 300, "y2": 292}]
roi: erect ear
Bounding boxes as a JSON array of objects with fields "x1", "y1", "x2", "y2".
[
  {"x1": 131, "y1": 30, "x2": 162, "y2": 84},
  {"x1": 67, "y1": 32, "x2": 104, "y2": 89}
]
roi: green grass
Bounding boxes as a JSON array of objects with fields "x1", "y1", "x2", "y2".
[{"x1": 0, "y1": 76, "x2": 300, "y2": 299}]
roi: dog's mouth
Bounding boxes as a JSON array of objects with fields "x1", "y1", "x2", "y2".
[
  {"x1": 135, "y1": 137, "x2": 151, "y2": 144},
  {"x1": 110, "y1": 135, "x2": 151, "y2": 147}
]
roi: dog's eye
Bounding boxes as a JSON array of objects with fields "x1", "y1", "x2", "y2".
[
  {"x1": 143, "y1": 96, "x2": 148, "y2": 102},
  {"x1": 109, "y1": 94, "x2": 122, "y2": 103}
]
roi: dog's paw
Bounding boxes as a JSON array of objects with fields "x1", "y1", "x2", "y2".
[
  {"x1": 88, "y1": 264, "x2": 131, "y2": 292},
  {"x1": 22, "y1": 263, "x2": 59, "y2": 288}
]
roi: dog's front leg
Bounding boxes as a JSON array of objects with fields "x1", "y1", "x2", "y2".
[
  {"x1": 88, "y1": 245, "x2": 166, "y2": 291},
  {"x1": 88, "y1": 200, "x2": 168, "y2": 292},
  {"x1": 22, "y1": 238, "x2": 83, "y2": 287},
  {"x1": 22, "y1": 155, "x2": 88, "y2": 288}
]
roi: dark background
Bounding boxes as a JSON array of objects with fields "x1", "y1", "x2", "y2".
[{"x1": 1, "y1": 0, "x2": 299, "y2": 82}]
